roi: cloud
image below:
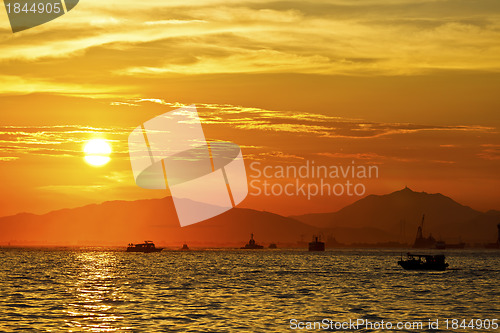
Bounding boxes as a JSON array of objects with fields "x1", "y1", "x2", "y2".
[
  {"x1": 1, "y1": 0, "x2": 500, "y2": 96},
  {"x1": 1, "y1": 99, "x2": 497, "y2": 173},
  {"x1": 129, "y1": 99, "x2": 494, "y2": 138},
  {"x1": 478, "y1": 144, "x2": 500, "y2": 160},
  {"x1": 0, "y1": 157, "x2": 19, "y2": 162},
  {"x1": 0, "y1": 125, "x2": 132, "y2": 160},
  {"x1": 0, "y1": 75, "x2": 115, "y2": 96},
  {"x1": 317, "y1": 152, "x2": 385, "y2": 160},
  {"x1": 246, "y1": 151, "x2": 306, "y2": 161}
]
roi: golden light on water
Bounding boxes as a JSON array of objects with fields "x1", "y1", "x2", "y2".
[
  {"x1": 84, "y1": 139, "x2": 111, "y2": 167},
  {"x1": 65, "y1": 252, "x2": 126, "y2": 332}
]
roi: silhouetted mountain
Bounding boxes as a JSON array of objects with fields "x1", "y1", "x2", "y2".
[
  {"x1": 486, "y1": 210, "x2": 500, "y2": 217},
  {"x1": 1, "y1": 187, "x2": 497, "y2": 246},
  {"x1": 292, "y1": 187, "x2": 499, "y2": 243},
  {"x1": 0, "y1": 195, "x2": 397, "y2": 246}
]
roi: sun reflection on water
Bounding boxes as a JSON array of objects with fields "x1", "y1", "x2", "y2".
[
  {"x1": 0, "y1": 249, "x2": 498, "y2": 332},
  {"x1": 64, "y1": 252, "x2": 128, "y2": 332}
]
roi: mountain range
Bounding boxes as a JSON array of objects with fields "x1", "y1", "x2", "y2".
[
  {"x1": 292, "y1": 187, "x2": 499, "y2": 243},
  {"x1": 0, "y1": 187, "x2": 498, "y2": 247}
]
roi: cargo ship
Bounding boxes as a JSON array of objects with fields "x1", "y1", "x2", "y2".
[{"x1": 308, "y1": 235, "x2": 325, "y2": 251}]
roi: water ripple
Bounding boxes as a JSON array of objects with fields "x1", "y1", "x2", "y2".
[{"x1": 0, "y1": 249, "x2": 498, "y2": 332}]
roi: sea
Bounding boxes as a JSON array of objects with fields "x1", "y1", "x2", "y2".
[{"x1": 0, "y1": 248, "x2": 498, "y2": 332}]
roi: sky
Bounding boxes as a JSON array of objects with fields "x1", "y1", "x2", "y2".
[{"x1": 0, "y1": 0, "x2": 499, "y2": 217}]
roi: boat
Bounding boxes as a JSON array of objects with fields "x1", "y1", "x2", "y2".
[
  {"x1": 398, "y1": 253, "x2": 449, "y2": 271},
  {"x1": 268, "y1": 243, "x2": 277, "y2": 249},
  {"x1": 180, "y1": 243, "x2": 190, "y2": 251},
  {"x1": 126, "y1": 241, "x2": 162, "y2": 253},
  {"x1": 435, "y1": 241, "x2": 446, "y2": 249},
  {"x1": 435, "y1": 241, "x2": 465, "y2": 249},
  {"x1": 308, "y1": 235, "x2": 325, "y2": 251},
  {"x1": 445, "y1": 242, "x2": 465, "y2": 249},
  {"x1": 241, "y1": 233, "x2": 264, "y2": 249},
  {"x1": 326, "y1": 234, "x2": 343, "y2": 248}
]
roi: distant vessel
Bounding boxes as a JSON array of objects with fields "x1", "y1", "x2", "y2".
[
  {"x1": 326, "y1": 234, "x2": 343, "y2": 248},
  {"x1": 180, "y1": 243, "x2": 190, "y2": 251},
  {"x1": 413, "y1": 214, "x2": 436, "y2": 248},
  {"x1": 241, "y1": 233, "x2": 264, "y2": 249},
  {"x1": 435, "y1": 240, "x2": 465, "y2": 249},
  {"x1": 447, "y1": 243, "x2": 466, "y2": 249},
  {"x1": 435, "y1": 241, "x2": 446, "y2": 249},
  {"x1": 398, "y1": 253, "x2": 449, "y2": 271},
  {"x1": 268, "y1": 243, "x2": 277, "y2": 249},
  {"x1": 308, "y1": 235, "x2": 325, "y2": 251},
  {"x1": 126, "y1": 241, "x2": 162, "y2": 253},
  {"x1": 485, "y1": 223, "x2": 500, "y2": 249}
]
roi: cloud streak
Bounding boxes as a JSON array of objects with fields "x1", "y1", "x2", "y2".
[
  {"x1": 131, "y1": 99, "x2": 495, "y2": 139},
  {"x1": 0, "y1": 125, "x2": 132, "y2": 160},
  {"x1": 1, "y1": 0, "x2": 500, "y2": 95}
]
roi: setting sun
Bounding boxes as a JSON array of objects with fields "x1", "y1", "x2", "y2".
[{"x1": 84, "y1": 139, "x2": 111, "y2": 167}]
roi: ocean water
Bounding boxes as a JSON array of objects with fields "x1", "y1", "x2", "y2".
[{"x1": 0, "y1": 248, "x2": 498, "y2": 332}]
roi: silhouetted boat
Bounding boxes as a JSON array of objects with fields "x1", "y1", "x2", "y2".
[
  {"x1": 435, "y1": 241, "x2": 446, "y2": 249},
  {"x1": 268, "y1": 243, "x2": 277, "y2": 249},
  {"x1": 413, "y1": 214, "x2": 436, "y2": 248},
  {"x1": 398, "y1": 253, "x2": 449, "y2": 271},
  {"x1": 241, "y1": 233, "x2": 264, "y2": 249},
  {"x1": 126, "y1": 241, "x2": 162, "y2": 253},
  {"x1": 180, "y1": 243, "x2": 190, "y2": 251},
  {"x1": 435, "y1": 240, "x2": 465, "y2": 249},
  {"x1": 326, "y1": 234, "x2": 343, "y2": 248},
  {"x1": 308, "y1": 235, "x2": 325, "y2": 251},
  {"x1": 446, "y1": 242, "x2": 465, "y2": 249}
]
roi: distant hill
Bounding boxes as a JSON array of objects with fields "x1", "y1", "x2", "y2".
[
  {"x1": 0, "y1": 197, "x2": 326, "y2": 246},
  {"x1": 292, "y1": 187, "x2": 499, "y2": 243},
  {"x1": 0, "y1": 196, "x2": 395, "y2": 247},
  {"x1": 486, "y1": 210, "x2": 500, "y2": 217},
  {"x1": 0, "y1": 187, "x2": 497, "y2": 246}
]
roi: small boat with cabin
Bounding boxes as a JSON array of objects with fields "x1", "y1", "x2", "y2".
[
  {"x1": 398, "y1": 253, "x2": 449, "y2": 271},
  {"x1": 126, "y1": 241, "x2": 162, "y2": 253}
]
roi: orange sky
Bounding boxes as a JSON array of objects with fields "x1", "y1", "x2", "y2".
[{"x1": 0, "y1": 0, "x2": 499, "y2": 217}]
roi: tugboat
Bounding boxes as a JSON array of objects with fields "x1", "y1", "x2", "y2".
[
  {"x1": 241, "y1": 233, "x2": 264, "y2": 249},
  {"x1": 398, "y1": 253, "x2": 449, "y2": 271},
  {"x1": 308, "y1": 235, "x2": 325, "y2": 251},
  {"x1": 126, "y1": 241, "x2": 162, "y2": 253}
]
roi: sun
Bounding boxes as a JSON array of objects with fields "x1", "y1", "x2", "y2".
[{"x1": 84, "y1": 139, "x2": 111, "y2": 167}]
